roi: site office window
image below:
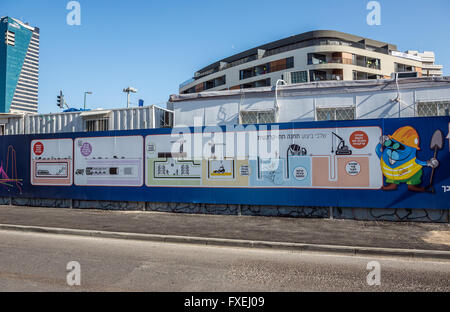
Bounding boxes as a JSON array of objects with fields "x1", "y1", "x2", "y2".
[
  {"x1": 316, "y1": 107, "x2": 356, "y2": 121},
  {"x1": 240, "y1": 110, "x2": 276, "y2": 125},
  {"x1": 417, "y1": 100, "x2": 450, "y2": 117},
  {"x1": 85, "y1": 117, "x2": 109, "y2": 132},
  {"x1": 159, "y1": 110, "x2": 173, "y2": 128}
]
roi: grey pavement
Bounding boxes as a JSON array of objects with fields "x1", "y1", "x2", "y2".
[{"x1": 0, "y1": 205, "x2": 449, "y2": 252}]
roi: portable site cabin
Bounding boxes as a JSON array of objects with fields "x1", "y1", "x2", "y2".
[{"x1": 0, "y1": 105, "x2": 173, "y2": 136}]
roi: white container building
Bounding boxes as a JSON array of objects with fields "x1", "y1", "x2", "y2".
[
  {"x1": 0, "y1": 105, "x2": 173, "y2": 135},
  {"x1": 169, "y1": 77, "x2": 450, "y2": 127}
]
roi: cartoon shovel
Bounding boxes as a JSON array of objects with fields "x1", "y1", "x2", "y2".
[{"x1": 426, "y1": 130, "x2": 444, "y2": 193}]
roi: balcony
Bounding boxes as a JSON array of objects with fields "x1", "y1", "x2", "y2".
[
  {"x1": 309, "y1": 69, "x2": 343, "y2": 82},
  {"x1": 179, "y1": 78, "x2": 195, "y2": 89},
  {"x1": 265, "y1": 38, "x2": 389, "y2": 58},
  {"x1": 191, "y1": 38, "x2": 389, "y2": 84},
  {"x1": 308, "y1": 53, "x2": 381, "y2": 70},
  {"x1": 423, "y1": 64, "x2": 444, "y2": 70}
]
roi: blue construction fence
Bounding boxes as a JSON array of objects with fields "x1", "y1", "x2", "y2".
[{"x1": 0, "y1": 116, "x2": 448, "y2": 212}]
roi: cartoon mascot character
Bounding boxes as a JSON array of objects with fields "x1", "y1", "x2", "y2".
[{"x1": 376, "y1": 126, "x2": 439, "y2": 192}]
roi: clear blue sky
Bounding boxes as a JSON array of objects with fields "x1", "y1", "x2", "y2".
[{"x1": 2, "y1": 0, "x2": 449, "y2": 113}]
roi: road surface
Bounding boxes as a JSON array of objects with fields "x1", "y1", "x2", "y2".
[{"x1": 0, "y1": 230, "x2": 449, "y2": 291}]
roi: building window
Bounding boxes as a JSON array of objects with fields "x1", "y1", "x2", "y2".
[
  {"x1": 0, "y1": 124, "x2": 5, "y2": 135},
  {"x1": 203, "y1": 75, "x2": 226, "y2": 90},
  {"x1": 366, "y1": 57, "x2": 381, "y2": 70},
  {"x1": 241, "y1": 78, "x2": 271, "y2": 89},
  {"x1": 310, "y1": 70, "x2": 327, "y2": 81},
  {"x1": 159, "y1": 111, "x2": 173, "y2": 128},
  {"x1": 240, "y1": 57, "x2": 293, "y2": 81},
  {"x1": 395, "y1": 63, "x2": 415, "y2": 72},
  {"x1": 308, "y1": 53, "x2": 327, "y2": 65},
  {"x1": 316, "y1": 107, "x2": 356, "y2": 121},
  {"x1": 291, "y1": 71, "x2": 308, "y2": 84},
  {"x1": 183, "y1": 86, "x2": 196, "y2": 94},
  {"x1": 85, "y1": 118, "x2": 109, "y2": 132},
  {"x1": 240, "y1": 110, "x2": 276, "y2": 124},
  {"x1": 240, "y1": 68, "x2": 255, "y2": 80},
  {"x1": 417, "y1": 101, "x2": 450, "y2": 117},
  {"x1": 286, "y1": 56, "x2": 294, "y2": 69},
  {"x1": 353, "y1": 70, "x2": 382, "y2": 80}
]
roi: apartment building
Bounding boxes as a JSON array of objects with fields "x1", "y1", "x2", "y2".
[
  {"x1": 0, "y1": 16, "x2": 39, "y2": 114},
  {"x1": 405, "y1": 50, "x2": 443, "y2": 77},
  {"x1": 179, "y1": 30, "x2": 435, "y2": 94}
]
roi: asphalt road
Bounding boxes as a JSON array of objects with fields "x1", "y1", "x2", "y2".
[{"x1": 0, "y1": 230, "x2": 449, "y2": 292}]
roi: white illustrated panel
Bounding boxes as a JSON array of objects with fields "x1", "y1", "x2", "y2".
[
  {"x1": 74, "y1": 136, "x2": 143, "y2": 187},
  {"x1": 30, "y1": 139, "x2": 73, "y2": 186}
]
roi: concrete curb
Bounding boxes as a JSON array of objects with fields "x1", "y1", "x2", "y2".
[{"x1": 1, "y1": 223, "x2": 450, "y2": 260}]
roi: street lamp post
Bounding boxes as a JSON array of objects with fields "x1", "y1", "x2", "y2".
[
  {"x1": 123, "y1": 87, "x2": 138, "y2": 108},
  {"x1": 84, "y1": 91, "x2": 93, "y2": 110}
]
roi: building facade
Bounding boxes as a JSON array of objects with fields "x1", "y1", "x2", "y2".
[
  {"x1": 405, "y1": 50, "x2": 443, "y2": 77},
  {"x1": 0, "y1": 17, "x2": 39, "y2": 114},
  {"x1": 179, "y1": 30, "x2": 441, "y2": 94}
]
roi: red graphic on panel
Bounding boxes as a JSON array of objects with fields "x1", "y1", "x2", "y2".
[
  {"x1": 33, "y1": 142, "x2": 44, "y2": 156},
  {"x1": 349, "y1": 131, "x2": 369, "y2": 149}
]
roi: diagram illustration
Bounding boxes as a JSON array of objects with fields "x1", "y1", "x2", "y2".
[
  {"x1": 144, "y1": 126, "x2": 382, "y2": 189},
  {"x1": 208, "y1": 160, "x2": 234, "y2": 179},
  {"x1": 146, "y1": 136, "x2": 202, "y2": 186},
  {"x1": 74, "y1": 136, "x2": 143, "y2": 187},
  {"x1": 31, "y1": 139, "x2": 73, "y2": 186},
  {"x1": 0, "y1": 145, "x2": 23, "y2": 193},
  {"x1": 250, "y1": 127, "x2": 381, "y2": 189}
]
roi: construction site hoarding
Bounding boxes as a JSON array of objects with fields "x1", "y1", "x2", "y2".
[{"x1": 0, "y1": 116, "x2": 449, "y2": 210}]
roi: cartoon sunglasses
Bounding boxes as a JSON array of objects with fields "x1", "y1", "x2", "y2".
[{"x1": 384, "y1": 140, "x2": 405, "y2": 150}]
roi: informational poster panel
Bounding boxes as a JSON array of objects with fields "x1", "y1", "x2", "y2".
[
  {"x1": 145, "y1": 127, "x2": 382, "y2": 189},
  {"x1": 30, "y1": 139, "x2": 73, "y2": 186},
  {"x1": 74, "y1": 136, "x2": 143, "y2": 187}
]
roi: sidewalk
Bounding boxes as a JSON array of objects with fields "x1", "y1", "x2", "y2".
[{"x1": 0, "y1": 205, "x2": 449, "y2": 255}]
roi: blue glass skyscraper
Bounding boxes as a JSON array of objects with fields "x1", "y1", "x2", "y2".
[{"x1": 0, "y1": 16, "x2": 39, "y2": 113}]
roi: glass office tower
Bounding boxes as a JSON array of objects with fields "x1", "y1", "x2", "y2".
[{"x1": 0, "y1": 16, "x2": 39, "y2": 113}]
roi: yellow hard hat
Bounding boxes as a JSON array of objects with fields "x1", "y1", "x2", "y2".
[{"x1": 389, "y1": 126, "x2": 420, "y2": 150}]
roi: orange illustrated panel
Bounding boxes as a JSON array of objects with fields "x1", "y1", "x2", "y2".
[{"x1": 312, "y1": 156, "x2": 370, "y2": 188}]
